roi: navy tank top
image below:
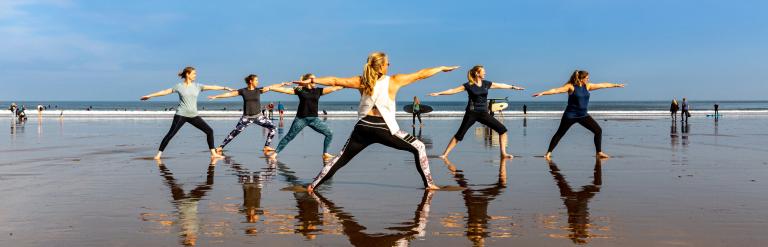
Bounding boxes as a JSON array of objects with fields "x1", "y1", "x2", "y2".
[
  {"x1": 464, "y1": 80, "x2": 492, "y2": 112},
  {"x1": 564, "y1": 84, "x2": 590, "y2": 118}
]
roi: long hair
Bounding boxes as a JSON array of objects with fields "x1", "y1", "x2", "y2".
[
  {"x1": 178, "y1": 66, "x2": 195, "y2": 79},
  {"x1": 361, "y1": 52, "x2": 387, "y2": 96},
  {"x1": 566, "y1": 70, "x2": 589, "y2": 87},
  {"x1": 244, "y1": 74, "x2": 258, "y2": 84},
  {"x1": 467, "y1": 65, "x2": 484, "y2": 83}
]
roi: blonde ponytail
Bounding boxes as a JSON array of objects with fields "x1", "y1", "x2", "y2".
[{"x1": 361, "y1": 52, "x2": 387, "y2": 96}]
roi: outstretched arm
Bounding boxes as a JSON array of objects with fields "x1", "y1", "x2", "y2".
[
  {"x1": 262, "y1": 82, "x2": 294, "y2": 93},
  {"x1": 532, "y1": 84, "x2": 573, "y2": 97},
  {"x1": 587, "y1": 82, "x2": 625, "y2": 91},
  {"x1": 309, "y1": 76, "x2": 362, "y2": 89},
  {"x1": 322, "y1": 86, "x2": 344, "y2": 95},
  {"x1": 208, "y1": 90, "x2": 240, "y2": 100},
  {"x1": 391, "y1": 66, "x2": 460, "y2": 87},
  {"x1": 429, "y1": 85, "x2": 465, "y2": 96},
  {"x1": 490, "y1": 82, "x2": 525, "y2": 90},
  {"x1": 201, "y1": 85, "x2": 235, "y2": 91},
  {"x1": 140, "y1": 88, "x2": 173, "y2": 100}
]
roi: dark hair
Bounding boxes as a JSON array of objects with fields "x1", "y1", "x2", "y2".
[
  {"x1": 244, "y1": 74, "x2": 258, "y2": 84},
  {"x1": 178, "y1": 66, "x2": 195, "y2": 79},
  {"x1": 567, "y1": 70, "x2": 589, "y2": 86},
  {"x1": 300, "y1": 73, "x2": 315, "y2": 81}
]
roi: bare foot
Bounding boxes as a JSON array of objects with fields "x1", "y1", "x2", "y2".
[
  {"x1": 263, "y1": 146, "x2": 275, "y2": 154},
  {"x1": 438, "y1": 154, "x2": 448, "y2": 159},
  {"x1": 426, "y1": 184, "x2": 440, "y2": 190},
  {"x1": 215, "y1": 147, "x2": 223, "y2": 155},
  {"x1": 544, "y1": 152, "x2": 552, "y2": 160},
  {"x1": 153, "y1": 152, "x2": 163, "y2": 160},
  {"x1": 597, "y1": 152, "x2": 610, "y2": 159},
  {"x1": 501, "y1": 153, "x2": 514, "y2": 159},
  {"x1": 306, "y1": 185, "x2": 314, "y2": 193}
]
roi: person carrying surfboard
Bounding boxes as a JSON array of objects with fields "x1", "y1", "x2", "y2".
[
  {"x1": 429, "y1": 65, "x2": 524, "y2": 159},
  {"x1": 412, "y1": 96, "x2": 423, "y2": 127}
]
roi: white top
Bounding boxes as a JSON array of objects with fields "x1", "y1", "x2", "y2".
[{"x1": 358, "y1": 75, "x2": 399, "y2": 135}]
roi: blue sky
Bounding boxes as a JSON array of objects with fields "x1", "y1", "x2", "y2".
[{"x1": 1, "y1": 0, "x2": 766, "y2": 102}]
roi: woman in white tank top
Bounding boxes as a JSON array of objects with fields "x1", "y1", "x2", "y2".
[{"x1": 302, "y1": 52, "x2": 458, "y2": 192}]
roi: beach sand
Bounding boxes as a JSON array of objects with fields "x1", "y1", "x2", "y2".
[{"x1": 1, "y1": 115, "x2": 767, "y2": 246}]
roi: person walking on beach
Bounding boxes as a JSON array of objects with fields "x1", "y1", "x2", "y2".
[
  {"x1": 670, "y1": 98, "x2": 679, "y2": 121},
  {"x1": 277, "y1": 101, "x2": 285, "y2": 119},
  {"x1": 681, "y1": 98, "x2": 690, "y2": 123},
  {"x1": 429, "y1": 65, "x2": 524, "y2": 159},
  {"x1": 412, "y1": 96, "x2": 423, "y2": 127},
  {"x1": 306, "y1": 52, "x2": 459, "y2": 192},
  {"x1": 9, "y1": 103, "x2": 18, "y2": 120},
  {"x1": 532, "y1": 70, "x2": 624, "y2": 160},
  {"x1": 267, "y1": 102, "x2": 275, "y2": 119},
  {"x1": 269, "y1": 73, "x2": 343, "y2": 160},
  {"x1": 208, "y1": 74, "x2": 289, "y2": 156},
  {"x1": 140, "y1": 66, "x2": 234, "y2": 160},
  {"x1": 523, "y1": 104, "x2": 528, "y2": 115},
  {"x1": 714, "y1": 103, "x2": 719, "y2": 118}
]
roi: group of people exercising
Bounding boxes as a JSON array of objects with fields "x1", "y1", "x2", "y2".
[{"x1": 140, "y1": 52, "x2": 624, "y2": 192}]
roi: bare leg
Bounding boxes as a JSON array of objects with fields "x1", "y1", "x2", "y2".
[
  {"x1": 499, "y1": 133, "x2": 514, "y2": 159},
  {"x1": 439, "y1": 137, "x2": 459, "y2": 158},
  {"x1": 154, "y1": 151, "x2": 163, "y2": 160}
]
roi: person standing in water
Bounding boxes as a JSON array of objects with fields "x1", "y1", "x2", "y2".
[
  {"x1": 681, "y1": 98, "x2": 689, "y2": 123},
  {"x1": 532, "y1": 70, "x2": 624, "y2": 160},
  {"x1": 412, "y1": 96, "x2": 423, "y2": 127},
  {"x1": 277, "y1": 101, "x2": 285, "y2": 119},
  {"x1": 306, "y1": 52, "x2": 459, "y2": 192},
  {"x1": 670, "y1": 98, "x2": 679, "y2": 121},
  {"x1": 140, "y1": 66, "x2": 234, "y2": 159},
  {"x1": 269, "y1": 73, "x2": 343, "y2": 160},
  {"x1": 267, "y1": 102, "x2": 275, "y2": 119},
  {"x1": 429, "y1": 65, "x2": 524, "y2": 159},
  {"x1": 208, "y1": 74, "x2": 289, "y2": 156}
]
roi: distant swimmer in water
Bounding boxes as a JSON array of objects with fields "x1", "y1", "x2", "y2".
[
  {"x1": 430, "y1": 65, "x2": 524, "y2": 159},
  {"x1": 208, "y1": 74, "x2": 290, "y2": 156},
  {"x1": 270, "y1": 73, "x2": 343, "y2": 160},
  {"x1": 140, "y1": 66, "x2": 234, "y2": 160},
  {"x1": 532, "y1": 70, "x2": 624, "y2": 160},
  {"x1": 306, "y1": 52, "x2": 459, "y2": 192}
]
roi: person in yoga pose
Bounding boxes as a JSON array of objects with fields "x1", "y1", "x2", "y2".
[
  {"x1": 532, "y1": 70, "x2": 624, "y2": 160},
  {"x1": 305, "y1": 52, "x2": 458, "y2": 192}
]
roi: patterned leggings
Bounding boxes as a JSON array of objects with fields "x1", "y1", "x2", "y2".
[
  {"x1": 219, "y1": 115, "x2": 276, "y2": 149},
  {"x1": 276, "y1": 117, "x2": 333, "y2": 154},
  {"x1": 309, "y1": 116, "x2": 435, "y2": 189}
]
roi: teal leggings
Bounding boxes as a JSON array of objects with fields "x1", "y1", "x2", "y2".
[{"x1": 276, "y1": 117, "x2": 333, "y2": 153}]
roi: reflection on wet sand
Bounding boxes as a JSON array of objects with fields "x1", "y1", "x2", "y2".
[
  {"x1": 546, "y1": 158, "x2": 608, "y2": 244},
  {"x1": 274, "y1": 161, "x2": 325, "y2": 239},
  {"x1": 153, "y1": 159, "x2": 219, "y2": 246},
  {"x1": 224, "y1": 156, "x2": 277, "y2": 232},
  {"x1": 411, "y1": 126, "x2": 433, "y2": 150},
  {"x1": 310, "y1": 190, "x2": 435, "y2": 247},
  {"x1": 440, "y1": 158, "x2": 509, "y2": 246}
]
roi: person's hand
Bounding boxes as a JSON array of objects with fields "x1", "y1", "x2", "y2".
[
  {"x1": 428, "y1": 93, "x2": 440, "y2": 97},
  {"x1": 442, "y1": 66, "x2": 459, "y2": 72},
  {"x1": 225, "y1": 87, "x2": 235, "y2": 91},
  {"x1": 140, "y1": 96, "x2": 151, "y2": 101},
  {"x1": 532, "y1": 93, "x2": 544, "y2": 97},
  {"x1": 208, "y1": 95, "x2": 217, "y2": 100},
  {"x1": 513, "y1": 86, "x2": 525, "y2": 90},
  {"x1": 281, "y1": 81, "x2": 293, "y2": 86},
  {"x1": 615, "y1": 83, "x2": 625, "y2": 88}
]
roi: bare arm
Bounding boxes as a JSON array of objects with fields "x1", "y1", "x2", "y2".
[
  {"x1": 261, "y1": 82, "x2": 294, "y2": 93},
  {"x1": 201, "y1": 85, "x2": 235, "y2": 91},
  {"x1": 140, "y1": 88, "x2": 173, "y2": 100},
  {"x1": 429, "y1": 85, "x2": 465, "y2": 96},
  {"x1": 322, "y1": 86, "x2": 344, "y2": 95},
  {"x1": 391, "y1": 66, "x2": 460, "y2": 87},
  {"x1": 532, "y1": 84, "x2": 573, "y2": 97},
  {"x1": 310, "y1": 76, "x2": 362, "y2": 89},
  {"x1": 208, "y1": 90, "x2": 240, "y2": 100},
  {"x1": 587, "y1": 82, "x2": 625, "y2": 91},
  {"x1": 490, "y1": 82, "x2": 525, "y2": 90}
]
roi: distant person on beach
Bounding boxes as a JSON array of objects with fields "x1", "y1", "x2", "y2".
[
  {"x1": 36, "y1": 105, "x2": 44, "y2": 118},
  {"x1": 9, "y1": 103, "x2": 18, "y2": 119},
  {"x1": 670, "y1": 98, "x2": 679, "y2": 121},
  {"x1": 267, "y1": 102, "x2": 275, "y2": 119},
  {"x1": 429, "y1": 65, "x2": 524, "y2": 159},
  {"x1": 306, "y1": 52, "x2": 458, "y2": 192},
  {"x1": 523, "y1": 104, "x2": 528, "y2": 115},
  {"x1": 269, "y1": 73, "x2": 343, "y2": 160},
  {"x1": 412, "y1": 96, "x2": 423, "y2": 127},
  {"x1": 532, "y1": 70, "x2": 624, "y2": 160},
  {"x1": 208, "y1": 74, "x2": 289, "y2": 156},
  {"x1": 277, "y1": 101, "x2": 285, "y2": 119},
  {"x1": 140, "y1": 66, "x2": 234, "y2": 160},
  {"x1": 714, "y1": 103, "x2": 719, "y2": 117},
  {"x1": 681, "y1": 98, "x2": 690, "y2": 123}
]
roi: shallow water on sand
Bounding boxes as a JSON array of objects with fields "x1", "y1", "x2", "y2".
[{"x1": 1, "y1": 116, "x2": 767, "y2": 246}]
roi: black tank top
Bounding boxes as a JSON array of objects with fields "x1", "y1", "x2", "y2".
[
  {"x1": 464, "y1": 80, "x2": 492, "y2": 112},
  {"x1": 238, "y1": 88, "x2": 262, "y2": 116},
  {"x1": 295, "y1": 87, "x2": 323, "y2": 118}
]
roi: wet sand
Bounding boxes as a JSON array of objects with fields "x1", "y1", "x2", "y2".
[{"x1": 1, "y1": 116, "x2": 767, "y2": 246}]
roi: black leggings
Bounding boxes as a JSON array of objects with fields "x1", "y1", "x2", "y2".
[
  {"x1": 453, "y1": 110, "x2": 507, "y2": 141},
  {"x1": 310, "y1": 116, "x2": 434, "y2": 188},
  {"x1": 412, "y1": 111, "x2": 422, "y2": 125},
  {"x1": 547, "y1": 115, "x2": 602, "y2": 153},
  {"x1": 159, "y1": 115, "x2": 215, "y2": 151}
]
